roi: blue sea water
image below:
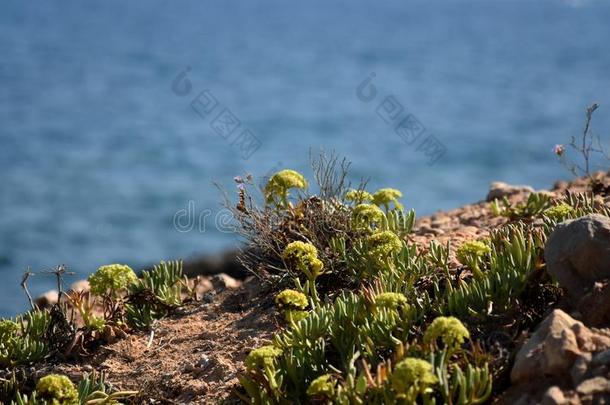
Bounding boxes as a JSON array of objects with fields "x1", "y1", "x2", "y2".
[{"x1": 1, "y1": 0, "x2": 610, "y2": 316}]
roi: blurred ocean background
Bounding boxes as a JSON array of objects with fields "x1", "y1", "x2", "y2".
[{"x1": 1, "y1": 0, "x2": 610, "y2": 315}]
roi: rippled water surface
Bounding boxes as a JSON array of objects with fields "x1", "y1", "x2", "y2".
[{"x1": 2, "y1": 0, "x2": 610, "y2": 315}]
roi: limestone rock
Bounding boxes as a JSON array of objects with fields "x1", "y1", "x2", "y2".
[
  {"x1": 210, "y1": 273, "x2": 241, "y2": 291},
  {"x1": 541, "y1": 386, "x2": 566, "y2": 405},
  {"x1": 545, "y1": 214, "x2": 610, "y2": 297},
  {"x1": 195, "y1": 276, "x2": 214, "y2": 297},
  {"x1": 34, "y1": 289, "x2": 59, "y2": 308},
  {"x1": 511, "y1": 310, "x2": 583, "y2": 383},
  {"x1": 69, "y1": 279, "x2": 90, "y2": 293},
  {"x1": 576, "y1": 377, "x2": 610, "y2": 396},
  {"x1": 509, "y1": 309, "x2": 610, "y2": 404},
  {"x1": 486, "y1": 181, "x2": 534, "y2": 202}
]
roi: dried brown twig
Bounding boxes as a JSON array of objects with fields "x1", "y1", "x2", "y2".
[
  {"x1": 20, "y1": 268, "x2": 36, "y2": 310},
  {"x1": 560, "y1": 103, "x2": 609, "y2": 180}
]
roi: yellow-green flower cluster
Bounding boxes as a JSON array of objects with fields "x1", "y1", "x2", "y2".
[
  {"x1": 36, "y1": 374, "x2": 79, "y2": 405},
  {"x1": 245, "y1": 345, "x2": 283, "y2": 371},
  {"x1": 353, "y1": 204, "x2": 384, "y2": 226},
  {"x1": 456, "y1": 241, "x2": 491, "y2": 279},
  {"x1": 306, "y1": 374, "x2": 336, "y2": 398},
  {"x1": 367, "y1": 231, "x2": 403, "y2": 259},
  {"x1": 345, "y1": 189, "x2": 373, "y2": 204},
  {"x1": 391, "y1": 358, "x2": 437, "y2": 394},
  {"x1": 456, "y1": 241, "x2": 491, "y2": 264},
  {"x1": 283, "y1": 241, "x2": 317, "y2": 263},
  {"x1": 424, "y1": 316, "x2": 470, "y2": 348},
  {"x1": 372, "y1": 188, "x2": 403, "y2": 210},
  {"x1": 275, "y1": 289, "x2": 308, "y2": 310},
  {"x1": 275, "y1": 289, "x2": 309, "y2": 323},
  {"x1": 544, "y1": 203, "x2": 575, "y2": 221},
  {"x1": 264, "y1": 169, "x2": 308, "y2": 206},
  {"x1": 374, "y1": 292, "x2": 408, "y2": 309},
  {"x1": 88, "y1": 264, "x2": 137, "y2": 296},
  {"x1": 283, "y1": 241, "x2": 324, "y2": 279},
  {"x1": 0, "y1": 319, "x2": 19, "y2": 339}
]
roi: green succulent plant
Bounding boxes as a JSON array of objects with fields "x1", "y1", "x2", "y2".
[
  {"x1": 125, "y1": 260, "x2": 184, "y2": 329},
  {"x1": 0, "y1": 310, "x2": 51, "y2": 368},
  {"x1": 235, "y1": 165, "x2": 504, "y2": 404},
  {"x1": 456, "y1": 240, "x2": 491, "y2": 279},
  {"x1": 491, "y1": 192, "x2": 552, "y2": 220}
]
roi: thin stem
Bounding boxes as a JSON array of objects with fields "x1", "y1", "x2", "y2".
[{"x1": 20, "y1": 269, "x2": 36, "y2": 310}]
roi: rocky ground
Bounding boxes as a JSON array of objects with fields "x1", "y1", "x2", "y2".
[{"x1": 31, "y1": 174, "x2": 610, "y2": 404}]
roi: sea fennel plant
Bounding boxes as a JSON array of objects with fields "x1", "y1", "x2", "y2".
[{"x1": 237, "y1": 167, "x2": 493, "y2": 404}]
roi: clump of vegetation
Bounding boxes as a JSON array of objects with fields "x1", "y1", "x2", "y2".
[
  {"x1": 0, "y1": 260, "x2": 188, "y2": 403},
  {"x1": 230, "y1": 154, "x2": 610, "y2": 404},
  {"x1": 125, "y1": 260, "x2": 186, "y2": 329},
  {"x1": 5, "y1": 146, "x2": 610, "y2": 403},
  {"x1": 0, "y1": 311, "x2": 51, "y2": 369},
  {"x1": 456, "y1": 241, "x2": 491, "y2": 279},
  {"x1": 491, "y1": 192, "x2": 553, "y2": 220},
  {"x1": 13, "y1": 372, "x2": 137, "y2": 405},
  {"x1": 233, "y1": 163, "x2": 496, "y2": 403}
]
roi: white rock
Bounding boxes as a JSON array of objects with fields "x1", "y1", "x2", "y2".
[
  {"x1": 69, "y1": 279, "x2": 90, "y2": 293},
  {"x1": 486, "y1": 181, "x2": 534, "y2": 202},
  {"x1": 34, "y1": 290, "x2": 59, "y2": 308}
]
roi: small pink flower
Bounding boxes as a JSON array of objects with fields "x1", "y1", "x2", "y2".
[{"x1": 554, "y1": 144, "x2": 565, "y2": 156}]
